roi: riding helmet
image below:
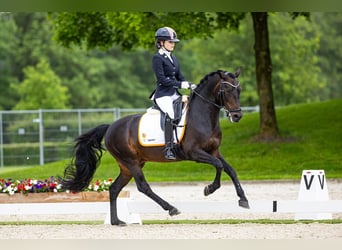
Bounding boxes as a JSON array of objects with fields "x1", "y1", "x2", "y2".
[{"x1": 155, "y1": 27, "x2": 180, "y2": 42}]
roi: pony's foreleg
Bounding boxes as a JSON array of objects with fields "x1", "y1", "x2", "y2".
[
  {"x1": 204, "y1": 167, "x2": 222, "y2": 196},
  {"x1": 189, "y1": 149, "x2": 249, "y2": 208},
  {"x1": 187, "y1": 149, "x2": 223, "y2": 196},
  {"x1": 109, "y1": 172, "x2": 132, "y2": 226},
  {"x1": 134, "y1": 170, "x2": 180, "y2": 216},
  {"x1": 219, "y1": 156, "x2": 249, "y2": 208}
]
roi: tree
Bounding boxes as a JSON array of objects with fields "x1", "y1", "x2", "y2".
[
  {"x1": 252, "y1": 12, "x2": 279, "y2": 140},
  {"x1": 12, "y1": 59, "x2": 70, "y2": 109}
]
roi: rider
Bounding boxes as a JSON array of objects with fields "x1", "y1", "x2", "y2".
[{"x1": 150, "y1": 26, "x2": 196, "y2": 160}]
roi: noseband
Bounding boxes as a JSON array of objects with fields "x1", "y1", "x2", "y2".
[{"x1": 192, "y1": 75, "x2": 241, "y2": 116}]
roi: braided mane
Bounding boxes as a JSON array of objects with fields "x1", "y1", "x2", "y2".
[{"x1": 197, "y1": 70, "x2": 224, "y2": 87}]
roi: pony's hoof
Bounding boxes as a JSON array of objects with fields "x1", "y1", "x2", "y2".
[
  {"x1": 169, "y1": 207, "x2": 181, "y2": 216},
  {"x1": 239, "y1": 199, "x2": 250, "y2": 209},
  {"x1": 204, "y1": 184, "x2": 219, "y2": 196},
  {"x1": 204, "y1": 186, "x2": 211, "y2": 196}
]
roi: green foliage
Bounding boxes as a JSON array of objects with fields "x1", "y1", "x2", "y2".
[
  {"x1": 179, "y1": 21, "x2": 257, "y2": 106},
  {"x1": 53, "y1": 12, "x2": 245, "y2": 50},
  {"x1": 1, "y1": 100, "x2": 341, "y2": 181},
  {"x1": 1, "y1": 13, "x2": 155, "y2": 110},
  {"x1": 52, "y1": 12, "x2": 115, "y2": 50},
  {"x1": 0, "y1": 12, "x2": 341, "y2": 110},
  {"x1": 179, "y1": 13, "x2": 325, "y2": 106},
  {"x1": 12, "y1": 13, "x2": 55, "y2": 80},
  {"x1": 313, "y1": 12, "x2": 342, "y2": 100},
  {"x1": 269, "y1": 13, "x2": 326, "y2": 104},
  {"x1": 0, "y1": 13, "x2": 19, "y2": 109},
  {"x1": 11, "y1": 59, "x2": 70, "y2": 109}
]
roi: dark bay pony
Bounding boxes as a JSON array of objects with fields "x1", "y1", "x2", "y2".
[{"x1": 62, "y1": 68, "x2": 249, "y2": 225}]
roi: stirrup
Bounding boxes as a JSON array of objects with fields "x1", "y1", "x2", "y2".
[{"x1": 165, "y1": 148, "x2": 176, "y2": 160}]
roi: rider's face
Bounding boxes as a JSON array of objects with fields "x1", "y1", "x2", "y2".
[{"x1": 163, "y1": 40, "x2": 175, "y2": 52}]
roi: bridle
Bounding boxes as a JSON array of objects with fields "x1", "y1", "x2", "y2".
[{"x1": 191, "y1": 74, "x2": 241, "y2": 116}]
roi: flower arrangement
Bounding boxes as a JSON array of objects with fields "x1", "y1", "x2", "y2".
[{"x1": 0, "y1": 177, "x2": 114, "y2": 195}]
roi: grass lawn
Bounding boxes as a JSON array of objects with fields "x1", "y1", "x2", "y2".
[{"x1": 1, "y1": 99, "x2": 341, "y2": 182}]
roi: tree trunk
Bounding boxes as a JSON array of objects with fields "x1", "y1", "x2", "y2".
[{"x1": 251, "y1": 12, "x2": 280, "y2": 141}]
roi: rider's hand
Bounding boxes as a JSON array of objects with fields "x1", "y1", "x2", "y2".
[
  {"x1": 190, "y1": 84, "x2": 197, "y2": 90},
  {"x1": 181, "y1": 81, "x2": 190, "y2": 89}
]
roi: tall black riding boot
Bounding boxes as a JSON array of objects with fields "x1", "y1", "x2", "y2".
[{"x1": 164, "y1": 115, "x2": 176, "y2": 160}]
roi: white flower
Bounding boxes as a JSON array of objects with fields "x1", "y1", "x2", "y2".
[{"x1": 94, "y1": 185, "x2": 99, "y2": 191}]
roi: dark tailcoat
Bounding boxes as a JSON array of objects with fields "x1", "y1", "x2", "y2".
[{"x1": 151, "y1": 51, "x2": 185, "y2": 99}]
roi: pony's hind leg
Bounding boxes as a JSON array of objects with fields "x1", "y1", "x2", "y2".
[
  {"x1": 204, "y1": 167, "x2": 222, "y2": 196},
  {"x1": 133, "y1": 166, "x2": 180, "y2": 216},
  {"x1": 109, "y1": 171, "x2": 133, "y2": 226}
]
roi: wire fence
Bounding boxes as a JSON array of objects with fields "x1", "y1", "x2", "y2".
[{"x1": 0, "y1": 106, "x2": 258, "y2": 167}]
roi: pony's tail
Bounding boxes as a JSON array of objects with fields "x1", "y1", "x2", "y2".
[{"x1": 61, "y1": 124, "x2": 110, "y2": 192}]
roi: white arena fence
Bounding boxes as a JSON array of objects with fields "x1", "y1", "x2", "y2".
[
  {"x1": 1, "y1": 171, "x2": 340, "y2": 224},
  {"x1": 0, "y1": 106, "x2": 258, "y2": 167},
  {"x1": 1, "y1": 197, "x2": 342, "y2": 225}
]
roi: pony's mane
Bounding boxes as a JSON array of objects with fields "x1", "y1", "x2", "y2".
[
  {"x1": 196, "y1": 69, "x2": 235, "y2": 89},
  {"x1": 197, "y1": 70, "x2": 223, "y2": 86}
]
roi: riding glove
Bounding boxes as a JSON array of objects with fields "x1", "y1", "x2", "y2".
[
  {"x1": 190, "y1": 84, "x2": 197, "y2": 90},
  {"x1": 181, "y1": 81, "x2": 197, "y2": 90},
  {"x1": 181, "y1": 81, "x2": 190, "y2": 89}
]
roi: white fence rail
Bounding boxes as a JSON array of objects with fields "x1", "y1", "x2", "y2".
[{"x1": 1, "y1": 199, "x2": 341, "y2": 225}]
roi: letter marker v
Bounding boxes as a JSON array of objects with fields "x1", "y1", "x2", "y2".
[
  {"x1": 304, "y1": 175, "x2": 314, "y2": 190},
  {"x1": 318, "y1": 174, "x2": 325, "y2": 189}
]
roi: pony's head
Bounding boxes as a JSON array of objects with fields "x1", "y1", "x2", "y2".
[
  {"x1": 191, "y1": 68, "x2": 243, "y2": 123},
  {"x1": 216, "y1": 68, "x2": 242, "y2": 123}
]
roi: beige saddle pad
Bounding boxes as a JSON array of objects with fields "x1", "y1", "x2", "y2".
[{"x1": 138, "y1": 106, "x2": 187, "y2": 147}]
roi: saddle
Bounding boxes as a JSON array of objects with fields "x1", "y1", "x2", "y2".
[{"x1": 138, "y1": 96, "x2": 188, "y2": 147}]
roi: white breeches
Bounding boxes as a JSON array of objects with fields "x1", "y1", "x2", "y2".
[{"x1": 155, "y1": 92, "x2": 180, "y2": 119}]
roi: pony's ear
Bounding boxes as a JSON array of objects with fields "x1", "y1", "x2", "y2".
[{"x1": 235, "y1": 67, "x2": 242, "y2": 77}]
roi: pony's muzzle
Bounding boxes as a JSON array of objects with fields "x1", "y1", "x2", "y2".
[{"x1": 229, "y1": 111, "x2": 242, "y2": 123}]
